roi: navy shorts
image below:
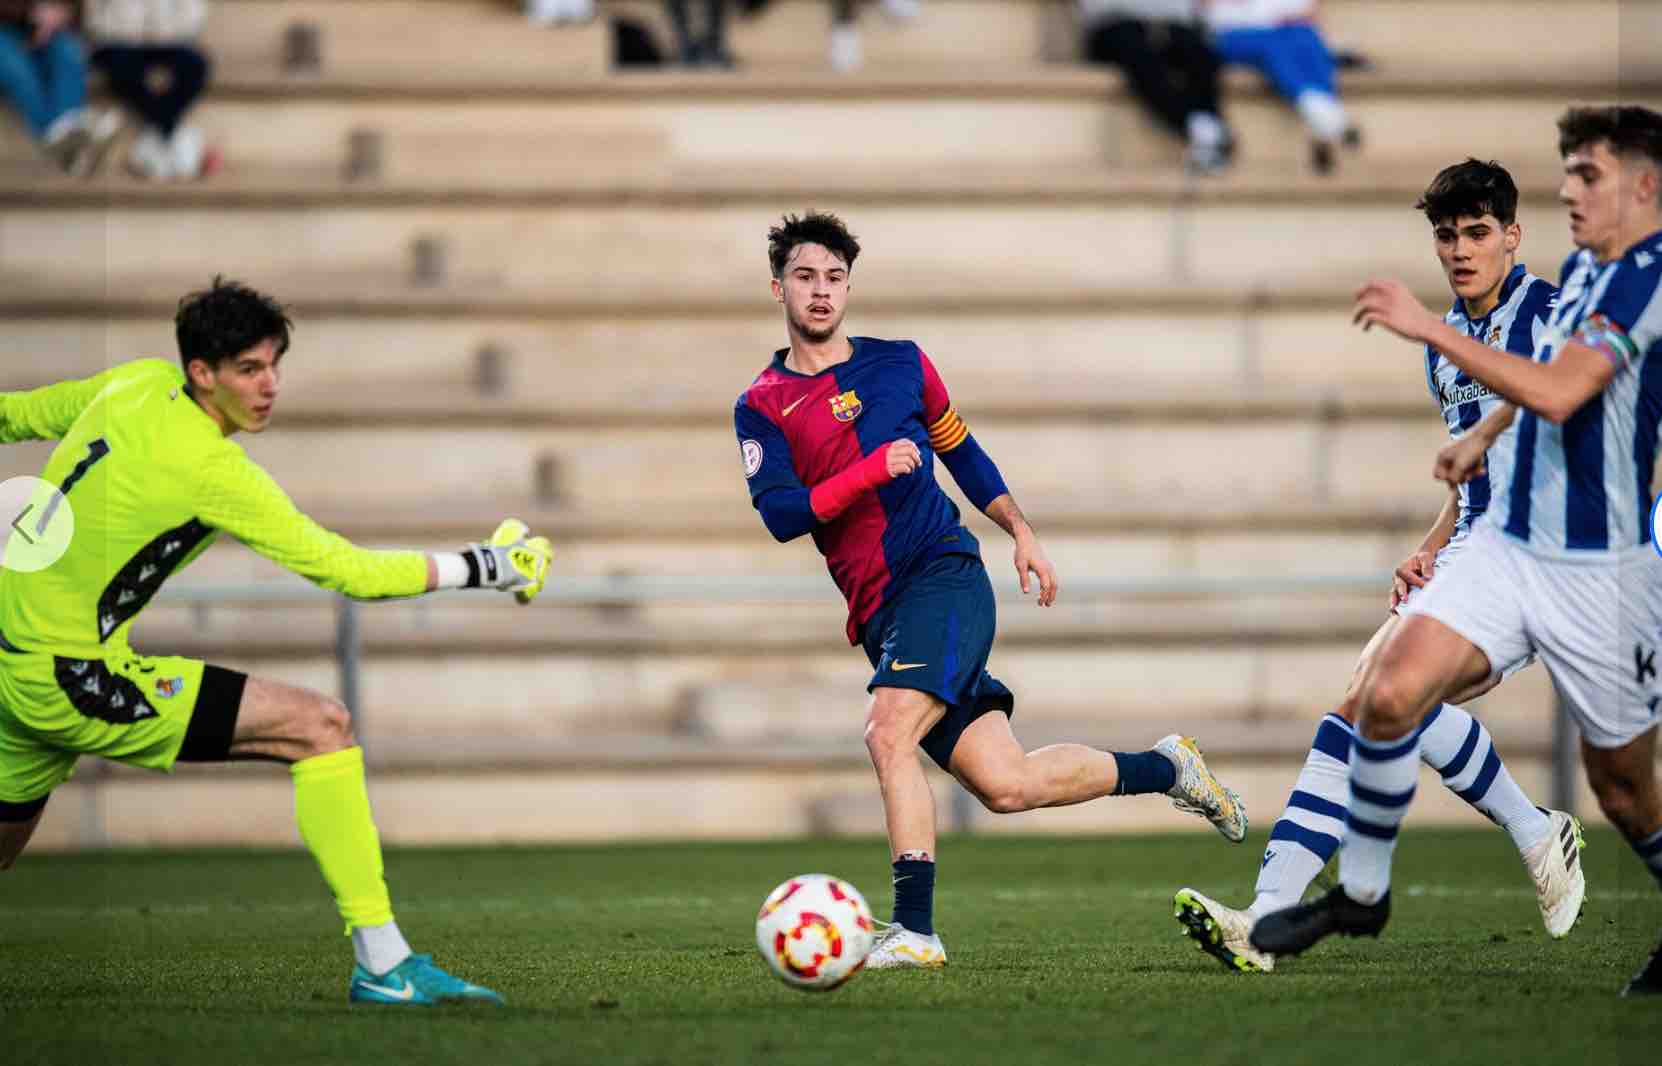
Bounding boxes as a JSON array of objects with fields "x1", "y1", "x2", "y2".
[{"x1": 860, "y1": 552, "x2": 1015, "y2": 771}]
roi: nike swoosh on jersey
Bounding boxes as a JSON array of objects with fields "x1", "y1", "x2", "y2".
[
  {"x1": 357, "y1": 979, "x2": 417, "y2": 1001},
  {"x1": 890, "y1": 662, "x2": 928, "y2": 671},
  {"x1": 781, "y1": 395, "x2": 809, "y2": 416}
]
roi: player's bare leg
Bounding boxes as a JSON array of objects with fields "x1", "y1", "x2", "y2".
[
  {"x1": 1584, "y1": 725, "x2": 1662, "y2": 995},
  {"x1": 862, "y1": 686, "x2": 950, "y2": 968},
  {"x1": 229, "y1": 676, "x2": 502, "y2": 1005},
  {"x1": 1583, "y1": 726, "x2": 1662, "y2": 842},
  {"x1": 1219, "y1": 611, "x2": 1570, "y2": 976},
  {"x1": 946, "y1": 711, "x2": 1244, "y2": 840},
  {"x1": 0, "y1": 805, "x2": 45, "y2": 871},
  {"x1": 1252, "y1": 614, "x2": 1492, "y2": 956}
]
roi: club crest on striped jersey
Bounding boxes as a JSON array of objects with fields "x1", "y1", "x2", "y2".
[{"x1": 829, "y1": 389, "x2": 863, "y2": 423}]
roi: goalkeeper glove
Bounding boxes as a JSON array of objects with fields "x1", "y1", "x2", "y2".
[{"x1": 461, "y1": 519, "x2": 553, "y2": 604}]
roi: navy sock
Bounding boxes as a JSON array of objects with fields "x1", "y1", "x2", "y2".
[
  {"x1": 891, "y1": 859, "x2": 936, "y2": 936},
  {"x1": 1112, "y1": 750, "x2": 1177, "y2": 796}
]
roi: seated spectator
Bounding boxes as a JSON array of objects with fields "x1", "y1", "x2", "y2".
[
  {"x1": 829, "y1": 0, "x2": 919, "y2": 74},
  {"x1": 85, "y1": 0, "x2": 216, "y2": 180},
  {"x1": 525, "y1": 0, "x2": 593, "y2": 25},
  {"x1": 1204, "y1": 0, "x2": 1359, "y2": 173},
  {"x1": 666, "y1": 0, "x2": 733, "y2": 68},
  {"x1": 0, "y1": 1, "x2": 118, "y2": 174},
  {"x1": 1080, "y1": 0, "x2": 1233, "y2": 174}
]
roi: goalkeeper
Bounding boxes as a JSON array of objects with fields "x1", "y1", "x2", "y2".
[{"x1": 0, "y1": 278, "x2": 551, "y2": 1007}]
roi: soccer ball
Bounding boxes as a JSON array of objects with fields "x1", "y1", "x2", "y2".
[{"x1": 755, "y1": 874, "x2": 876, "y2": 991}]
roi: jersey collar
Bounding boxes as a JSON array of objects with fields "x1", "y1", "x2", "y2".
[
  {"x1": 1450, "y1": 262, "x2": 1528, "y2": 327},
  {"x1": 771, "y1": 337, "x2": 861, "y2": 379}
]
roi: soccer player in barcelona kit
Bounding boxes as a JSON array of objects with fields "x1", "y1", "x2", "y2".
[
  {"x1": 734, "y1": 213, "x2": 1248, "y2": 968},
  {"x1": 0, "y1": 279, "x2": 552, "y2": 1006},
  {"x1": 1173, "y1": 160, "x2": 1586, "y2": 973},
  {"x1": 1253, "y1": 107, "x2": 1662, "y2": 998}
]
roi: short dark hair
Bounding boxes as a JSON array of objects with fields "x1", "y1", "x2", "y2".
[
  {"x1": 174, "y1": 276, "x2": 292, "y2": 372},
  {"x1": 1417, "y1": 159, "x2": 1520, "y2": 226},
  {"x1": 768, "y1": 212, "x2": 860, "y2": 279},
  {"x1": 1558, "y1": 105, "x2": 1662, "y2": 169}
]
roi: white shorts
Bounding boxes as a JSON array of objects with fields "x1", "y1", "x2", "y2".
[
  {"x1": 1399, "y1": 521, "x2": 1662, "y2": 749},
  {"x1": 1395, "y1": 530, "x2": 1536, "y2": 681}
]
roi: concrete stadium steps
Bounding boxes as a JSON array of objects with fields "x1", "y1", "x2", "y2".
[
  {"x1": 0, "y1": 201, "x2": 1580, "y2": 310},
  {"x1": 202, "y1": 0, "x2": 1660, "y2": 89},
  {"x1": 202, "y1": 0, "x2": 610, "y2": 87},
  {"x1": 167, "y1": 524, "x2": 1425, "y2": 588},
  {"x1": 0, "y1": 86, "x2": 1627, "y2": 191},
  {"x1": 166, "y1": 414, "x2": 1445, "y2": 513},
  {"x1": 183, "y1": 640, "x2": 1557, "y2": 762},
  {"x1": 0, "y1": 307, "x2": 1487, "y2": 419},
  {"x1": 31, "y1": 754, "x2": 1591, "y2": 848},
  {"x1": 130, "y1": 586, "x2": 1395, "y2": 657}
]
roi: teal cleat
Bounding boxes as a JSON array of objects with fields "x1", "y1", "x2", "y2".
[{"x1": 348, "y1": 953, "x2": 505, "y2": 1006}]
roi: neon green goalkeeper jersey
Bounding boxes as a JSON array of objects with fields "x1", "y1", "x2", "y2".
[{"x1": 0, "y1": 359, "x2": 427, "y2": 659}]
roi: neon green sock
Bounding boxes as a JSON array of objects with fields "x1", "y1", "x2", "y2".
[{"x1": 291, "y1": 746, "x2": 394, "y2": 932}]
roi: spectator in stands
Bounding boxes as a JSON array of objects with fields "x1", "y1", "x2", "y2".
[
  {"x1": 525, "y1": 0, "x2": 593, "y2": 25},
  {"x1": 1204, "y1": 0, "x2": 1359, "y2": 173},
  {"x1": 829, "y1": 0, "x2": 919, "y2": 74},
  {"x1": 0, "y1": 0, "x2": 118, "y2": 174},
  {"x1": 666, "y1": 0, "x2": 734, "y2": 68},
  {"x1": 85, "y1": 0, "x2": 217, "y2": 180},
  {"x1": 1079, "y1": 0, "x2": 1232, "y2": 175}
]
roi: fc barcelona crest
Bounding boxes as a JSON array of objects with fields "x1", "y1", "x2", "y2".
[{"x1": 829, "y1": 389, "x2": 863, "y2": 423}]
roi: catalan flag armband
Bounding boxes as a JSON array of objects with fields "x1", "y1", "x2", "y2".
[
  {"x1": 1574, "y1": 313, "x2": 1639, "y2": 369},
  {"x1": 928, "y1": 408, "x2": 970, "y2": 453}
]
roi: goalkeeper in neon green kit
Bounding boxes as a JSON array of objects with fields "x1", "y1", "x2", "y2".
[{"x1": 0, "y1": 278, "x2": 551, "y2": 1006}]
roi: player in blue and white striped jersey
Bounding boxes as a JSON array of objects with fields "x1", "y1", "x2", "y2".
[
  {"x1": 1254, "y1": 106, "x2": 1662, "y2": 998},
  {"x1": 1173, "y1": 161, "x2": 1581, "y2": 975}
]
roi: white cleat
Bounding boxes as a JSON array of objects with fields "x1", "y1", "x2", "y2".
[
  {"x1": 1173, "y1": 888, "x2": 1274, "y2": 973},
  {"x1": 1155, "y1": 735, "x2": 1248, "y2": 843},
  {"x1": 1523, "y1": 809, "x2": 1586, "y2": 939},
  {"x1": 865, "y1": 921, "x2": 947, "y2": 969}
]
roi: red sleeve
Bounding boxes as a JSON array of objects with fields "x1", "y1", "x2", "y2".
[
  {"x1": 919, "y1": 348, "x2": 969, "y2": 454},
  {"x1": 919, "y1": 348, "x2": 952, "y2": 424}
]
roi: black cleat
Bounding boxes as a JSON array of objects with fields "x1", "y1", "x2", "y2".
[
  {"x1": 1622, "y1": 934, "x2": 1662, "y2": 997},
  {"x1": 1249, "y1": 886, "x2": 1390, "y2": 957},
  {"x1": 1310, "y1": 140, "x2": 1336, "y2": 175}
]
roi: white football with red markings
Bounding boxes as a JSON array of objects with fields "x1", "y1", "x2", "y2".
[{"x1": 755, "y1": 873, "x2": 876, "y2": 991}]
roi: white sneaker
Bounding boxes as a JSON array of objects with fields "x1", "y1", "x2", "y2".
[
  {"x1": 881, "y1": 0, "x2": 921, "y2": 20},
  {"x1": 865, "y1": 921, "x2": 946, "y2": 969},
  {"x1": 829, "y1": 24, "x2": 861, "y2": 73},
  {"x1": 127, "y1": 128, "x2": 176, "y2": 181},
  {"x1": 68, "y1": 108, "x2": 122, "y2": 178},
  {"x1": 1523, "y1": 809, "x2": 1586, "y2": 939},
  {"x1": 168, "y1": 125, "x2": 205, "y2": 179},
  {"x1": 1155, "y1": 734, "x2": 1248, "y2": 843},
  {"x1": 42, "y1": 110, "x2": 90, "y2": 173},
  {"x1": 1173, "y1": 887, "x2": 1273, "y2": 973}
]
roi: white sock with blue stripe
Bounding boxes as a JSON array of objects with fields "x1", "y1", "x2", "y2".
[
  {"x1": 1248, "y1": 714, "x2": 1352, "y2": 921},
  {"x1": 1635, "y1": 826, "x2": 1662, "y2": 892},
  {"x1": 1416, "y1": 703, "x2": 1551, "y2": 852},
  {"x1": 1340, "y1": 731, "x2": 1422, "y2": 905}
]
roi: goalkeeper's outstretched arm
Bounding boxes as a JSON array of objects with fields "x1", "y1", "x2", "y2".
[
  {"x1": 195, "y1": 448, "x2": 552, "y2": 603},
  {"x1": 0, "y1": 364, "x2": 132, "y2": 444}
]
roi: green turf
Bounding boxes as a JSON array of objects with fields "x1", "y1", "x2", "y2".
[{"x1": 3, "y1": 828, "x2": 1658, "y2": 1066}]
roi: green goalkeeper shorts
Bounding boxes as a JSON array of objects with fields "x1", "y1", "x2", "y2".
[{"x1": 0, "y1": 642, "x2": 245, "y2": 804}]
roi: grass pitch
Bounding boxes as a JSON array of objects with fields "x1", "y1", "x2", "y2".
[{"x1": 4, "y1": 828, "x2": 1659, "y2": 1066}]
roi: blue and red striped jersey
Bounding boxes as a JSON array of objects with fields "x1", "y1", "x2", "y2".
[{"x1": 734, "y1": 337, "x2": 988, "y2": 643}]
